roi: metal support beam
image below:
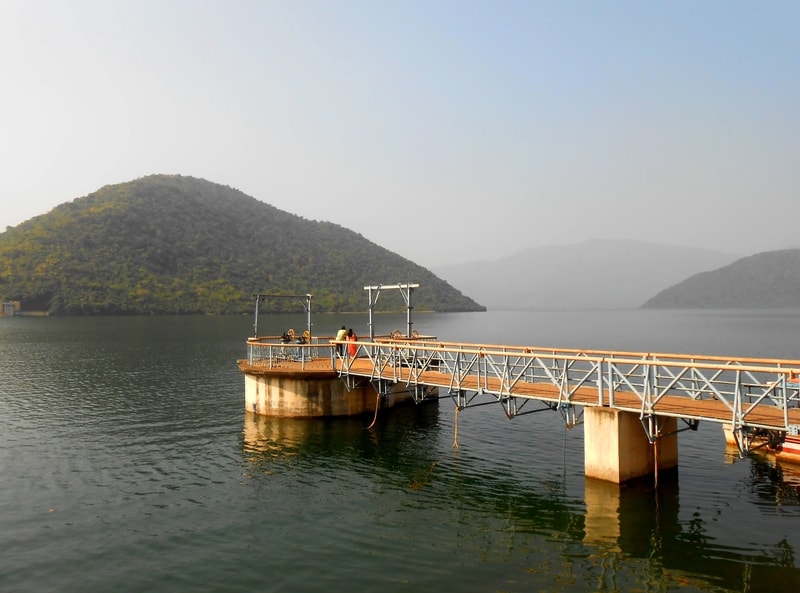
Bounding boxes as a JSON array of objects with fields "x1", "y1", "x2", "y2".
[
  {"x1": 252, "y1": 293, "x2": 313, "y2": 339},
  {"x1": 363, "y1": 283, "x2": 420, "y2": 340}
]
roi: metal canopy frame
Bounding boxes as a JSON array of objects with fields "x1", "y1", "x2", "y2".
[
  {"x1": 363, "y1": 283, "x2": 419, "y2": 340},
  {"x1": 252, "y1": 293, "x2": 312, "y2": 338}
]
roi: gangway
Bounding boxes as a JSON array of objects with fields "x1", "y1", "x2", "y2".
[{"x1": 334, "y1": 338, "x2": 800, "y2": 459}]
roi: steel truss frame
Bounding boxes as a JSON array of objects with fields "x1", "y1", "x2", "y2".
[{"x1": 336, "y1": 339, "x2": 800, "y2": 456}]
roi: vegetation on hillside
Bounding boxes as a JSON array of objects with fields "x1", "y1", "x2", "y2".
[
  {"x1": 641, "y1": 249, "x2": 800, "y2": 308},
  {"x1": 0, "y1": 175, "x2": 484, "y2": 315}
]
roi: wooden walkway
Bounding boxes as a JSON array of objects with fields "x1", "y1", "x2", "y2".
[
  {"x1": 343, "y1": 357, "x2": 800, "y2": 431},
  {"x1": 241, "y1": 336, "x2": 800, "y2": 451}
]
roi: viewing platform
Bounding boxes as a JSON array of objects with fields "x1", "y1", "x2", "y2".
[
  {"x1": 238, "y1": 332, "x2": 439, "y2": 419},
  {"x1": 238, "y1": 284, "x2": 800, "y2": 484}
]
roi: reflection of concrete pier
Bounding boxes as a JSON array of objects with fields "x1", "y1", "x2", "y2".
[
  {"x1": 581, "y1": 477, "x2": 719, "y2": 591},
  {"x1": 582, "y1": 471, "x2": 798, "y2": 591},
  {"x1": 583, "y1": 478, "x2": 624, "y2": 552},
  {"x1": 583, "y1": 475, "x2": 680, "y2": 554},
  {"x1": 241, "y1": 402, "x2": 441, "y2": 459}
]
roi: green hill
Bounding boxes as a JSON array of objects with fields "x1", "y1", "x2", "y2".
[
  {"x1": 0, "y1": 175, "x2": 484, "y2": 315},
  {"x1": 641, "y1": 249, "x2": 800, "y2": 309}
]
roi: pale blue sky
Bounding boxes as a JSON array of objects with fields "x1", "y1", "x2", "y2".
[{"x1": 2, "y1": 1, "x2": 798, "y2": 266}]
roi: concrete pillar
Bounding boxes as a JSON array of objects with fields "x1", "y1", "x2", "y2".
[
  {"x1": 242, "y1": 372, "x2": 433, "y2": 418},
  {"x1": 584, "y1": 407, "x2": 678, "y2": 483},
  {"x1": 244, "y1": 372, "x2": 377, "y2": 417}
]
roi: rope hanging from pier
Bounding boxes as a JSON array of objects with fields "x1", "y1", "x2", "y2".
[
  {"x1": 366, "y1": 392, "x2": 381, "y2": 430},
  {"x1": 452, "y1": 407, "x2": 460, "y2": 449},
  {"x1": 654, "y1": 438, "x2": 659, "y2": 489}
]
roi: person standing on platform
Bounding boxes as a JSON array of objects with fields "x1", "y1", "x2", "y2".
[
  {"x1": 335, "y1": 325, "x2": 347, "y2": 357},
  {"x1": 347, "y1": 328, "x2": 358, "y2": 358}
]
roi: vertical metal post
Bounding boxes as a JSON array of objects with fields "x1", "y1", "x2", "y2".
[
  {"x1": 783, "y1": 375, "x2": 790, "y2": 429},
  {"x1": 597, "y1": 359, "x2": 604, "y2": 405},
  {"x1": 734, "y1": 369, "x2": 743, "y2": 433},
  {"x1": 367, "y1": 286, "x2": 376, "y2": 340},
  {"x1": 607, "y1": 360, "x2": 615, "y2": 407},
  {"x1": 253, "y1": 294, "x2": 261, "y2": 337},
  {"x1": 305, "y1": 294, "x2": 312, "y2": 339},
  {"x1": 404, "y1": 283, "x2": 414, "y2": 337}
]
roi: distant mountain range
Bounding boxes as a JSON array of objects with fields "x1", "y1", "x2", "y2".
[
  {"x1": 0, "y1": 175, "x2": 483, "y2": 315},
  {"x1": 642, "y1": 249, "x2": 800, "y2": 309},
  {"x1": 434, "y1": 239, "x2": 743, "y2": 310},
  {"x1": 4, "y1": 175, "x2": 796, "y2": 315}
]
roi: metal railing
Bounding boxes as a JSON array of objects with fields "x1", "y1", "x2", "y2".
[
  {"x1": 246, "y1": 335, "x2": 335, "y2": 370},
  {"x1": 331, "y1": 338, "x2": 800, "y2": 453}
]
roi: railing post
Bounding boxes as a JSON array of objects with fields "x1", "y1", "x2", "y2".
[
  {"x1": 650, "y1": 355, "x2": 658, "y2": 400},
  {"x1": 783, "y1": 375, "x2": 791, "y2": 429},
  {"x1": 733, "y1": 369, "x2": 742, "y2": 434},
  {"x1": 597, "y1": 358, "x2": 604, "y2": 405}
]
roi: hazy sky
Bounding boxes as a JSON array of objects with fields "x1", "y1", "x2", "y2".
[{"x1": 2, "y1": 1, "x2": 798, "y2": 267}]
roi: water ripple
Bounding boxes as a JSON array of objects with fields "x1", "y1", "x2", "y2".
[{"x1": 3, "y1": 315, "x2": 800, "y2": 592}]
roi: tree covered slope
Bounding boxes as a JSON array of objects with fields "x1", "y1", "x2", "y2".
[
  {"x1": 0, "y1": 175, "x2": 483, "y2": 315},
  {"x1": 641, "y1": 249, "x2": 800, "y2": 309}
]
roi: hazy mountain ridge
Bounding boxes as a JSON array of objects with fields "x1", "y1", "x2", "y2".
[
  {"x1": 0, "y1": 175, "x2": 483, "y2": 315},
  {"x1": 434, "y1": 240, "x2": 741, "y2": 311},
  {"x1": 642, "y1": 249, "x2": 800, "y2": 309}
]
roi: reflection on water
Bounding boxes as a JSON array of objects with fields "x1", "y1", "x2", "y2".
[
  {"x1": 725, "y1": 443, "x2": 800, "y2": 509},
  {"x1": 3, "y1": 313, "x2": 800, "y2": 592},
  {"x1": 240, "y1": 404, "x2": 800, "y2": 592},
  {"x1": 584, "y1": 473, "x2": 800, "y2": 591},
  {"x1": 242, "y1": 401, "x2": 441, "y2": 460}
]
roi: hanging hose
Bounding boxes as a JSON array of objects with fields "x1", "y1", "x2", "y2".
[
  {"x1": 366, "y1": 392, "x2": 381, "y2": 430},
  {"x1": 452, "y1": 406, "x2": 460, "y2": 449},
  {"x1": 654, "y1": 438, "x2": 659, "y2": 489},
  {"x1": 562, "y1": 421, "x2": 568, "y2": 481}
]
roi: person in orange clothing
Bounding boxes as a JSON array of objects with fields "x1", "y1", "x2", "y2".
[{"x1": 346, "y1": 328, "x2": 358, "y2": 358}]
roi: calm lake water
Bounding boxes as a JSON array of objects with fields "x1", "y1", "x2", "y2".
[{"x1": 2, "y1": 309, "x2": 800, "y2": 592}]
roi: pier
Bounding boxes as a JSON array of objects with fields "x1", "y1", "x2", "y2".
[
  {"x1": 239, "y1": 285, "x2": 435, "y2": 418},
  {"x1": 239, "y1": 285, "x2": 800, "y2": 484},
  {"x1": 240, "y1": 334, "x2": 800, "y2": 484},
  {"x1": 330, "y1": 337, "x2": 800, "y2": 483}
]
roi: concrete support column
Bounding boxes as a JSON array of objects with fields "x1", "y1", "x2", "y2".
[{"x1": 584, "y1": 407, "x2": 678, "y2": 483}]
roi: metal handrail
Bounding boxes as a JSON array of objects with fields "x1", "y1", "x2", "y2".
[{"x1": 330, "y1": 338, "x2": 800, "y2": 443}]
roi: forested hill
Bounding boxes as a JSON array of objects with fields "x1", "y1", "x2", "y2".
[
  {"x1": 641, "y1": 249, "x2": 800, "y2": 309},
  {"x1": 0, "y1": 175, "x2": 484, "y2": 315}
]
